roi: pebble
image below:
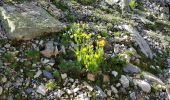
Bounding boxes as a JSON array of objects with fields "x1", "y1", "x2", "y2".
[
  {"x1": 111, "y1": 71, "x2": 118, "y2": 77},
  {"x1": 43, "y1": 70, "x2": 53, "y2": 79},
  {"x1": 26, "y1": 88, "x2": 33, "y2": 94},
  {"x1": 34, "y1": 70, "x2": 42, "y2": 78},
  {"x1": 0, "y1": 86, "x2": 3, "y2": 95},
  {"x1": 73, "y1": 88, "x2": 80, "y2": 93},
  {"x1": 107, "y1": 90, "x2": 112, "y2": 96},
  {"x1": 61, "y1": 73, "x2": 67, "y2": 79},
  {"x1": 96, "y1": 86, "x2": 107, "y2": 99},
  {"x1": 134, "y1": 79, "x2": 151, "y2": 93},
  {"x1": 123, "y1": 64, "x2": 141, "y2": 74},
  {"x1": 37, "y1": 84, "x2": 46, "y2": 95},
  {"x1": 120, "y1": 75, "x2": 129, "y2": 88},
  {"x1": 130, "y1": 92, "x2": 136, "y2": 100},
  {"x1": 54, "y1": 90, "x2": 65, "y2": 97},
  {"x1": 2, "y1": 76, "x2": 7, "y2": 83},
  {"x1": 111, "y1": 85, "x2": 118, "y2": 94}
]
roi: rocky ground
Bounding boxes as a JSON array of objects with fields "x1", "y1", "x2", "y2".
[{"x1": 0, "y1": 0, "x2": 170, "y2": 100}]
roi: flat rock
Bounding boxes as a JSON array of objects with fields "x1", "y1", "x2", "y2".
[
  {"x1": 0, "y1": 2, "x2": 64, "y2": 40},
  {"x1": 42, "y1": 70, "x2": 53, "y2": 79},
  {"x1": 143, "y1": 72, "x2": 164, "y2": 85},
  {"x1": 37, "y1": 84, "x2": 46, "y2": 95},
  {"x1": 123, "y1": 63, "x2": 141, "y2": 74},
  {"x1": 0, "y1": 86, "x2": 3, "y2": 95},
  {"x1": 133, "y1": 79, "x2": 151, "y2": 93},
  {"x1": 120, "y1": 75, "x2": 129, "y2": 88},
  {"x1": 122, "y1": 25, "x2": 153, "y2": 59}
]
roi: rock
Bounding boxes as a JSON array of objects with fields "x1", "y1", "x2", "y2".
[
  {"x1": 61, "y1": 73, "x2": 67, "y2": 79},
  {"x1": 73, "y1": 88, "x2": 80, "y2": 93},
  {"x1": 103, "y1": 74, "x2": 110, "y2": 82},
  {"x1": 26, "y1": 88, "x2": 33, "y2": 94},
  {"x1": 130, "y1": 92, "x2": 136, "y2": 100},
  {"x1": 111, "y1": 71, "x2": 118, "y2": 77},
  {"x1": 96, "y1": 86, "x2": 107, "y2": 99},
  {"x1": 107, "y1": 90, "x2": 112, "y2": 96},
  {"x1": 105, "y1": 0, "x2": 119, "y2": 5},
  {"x1": 134, "y1": 79, "x2": 151, "y2": 93},
  {"x1": 116, "y1": 83, "x2": 121, "y2": 87},
  {"x1": 87, "y1": 73, "x2": 95, "y2": 81},
  {"x1": 2, "y1": 76, "x2": 7, "y2": 83},
  {"x1": 111, "y1": 85, "x2": 118, "y2": 94},
  {"x1": 83, "y1": 82, "x2": 94, "y2": 91},
  {"x1": 122, "y1": 25, "x2": 153, "y2": 59},
  {"x1": 123, "y1": 63, "x2": 141, "y2": 74},
  {"x1": 37, "y1": 84, "x2": 46, "y2": 95},
  {"x1": 54, "y1": 90, "x2": 65, "y2": 98},
  {"x1": 167, "y1": 59, "x2": 170, "y2": 68},
  {"x1": 0, "y1": 2, "x2": 64, "y2": 40},
  {"x1": 34, "y1": 70, "x2": 42, "y2": 78},
  {"x1": 42, "y1": 70, "x2": 53, "y2": 79},
  {"x1": 143, "y1": 72, "x2": 164, "y2": 85},
  {"x1": 0, "y1": 86, "x2": 3, "y2": 95},
  {"x1": 120, "y1": 75, "x2": 129, "y2": 88},
  {"x1": 41, "y1": 41, "x2": 59, "y2": 58},
  {"x1": 7, "y1": 95, "x2": 13, "y2": 100}
]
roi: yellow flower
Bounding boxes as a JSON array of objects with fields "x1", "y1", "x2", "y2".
[
  {"x1": 97, "y1": 35, "x2": 101, "y2": 39},
  {"x1": 97, "y1": 40, "x2": 105, "y2": 47}
]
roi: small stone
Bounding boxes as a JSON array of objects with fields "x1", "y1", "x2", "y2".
[
  {"x1": 96, "y1": 86, "x2": 107, "y2": 99},
  {"x1": 130, "y1": 92, "x2": 136, "y2": 100},
  {"x1": 111, "y1": 71, "x2": 118, "y2": 77},
  {"x1": 167, "y1": 59, "x2": 170, "y2": 68},
  {"x1": 73, "y1": 88, "x2": 80, "y2": 93},
  {"x1": 87, "y1": 73, "x2": 95, "y2": 81},
  {"x1": 7, "y1": 95, "x2": 13, "y2": 100},
  {"x1": 43, "y1": 70, "x2": 53, "y2": 79},
  {"x1": 37, "y1": 84, "x2": 46, "y2": 95},
  {"x1": 54, "y1": 90, "x2": 64, "y2": 97},
  {"x1": 116, "y1": 83, "x2": 121, "y2": 87},
  {"x1": 111, "y1": 85, "x2": 118, "y2": 94},
  {"x1": 34, "y1": 70, "x2": 42, "y2": 78},
  {"x1": 83, "y1": 82, "x2": 94, "y2": 91},
  {"x1": 61, "y1": 73, "x2": 67, "y2": 79},
  {"x1": 134, "y1": 79, "x2": 151, "y2": 93},
  {"x1": 107, "y1": 90, "x2": 112, "y2": 96},
  {"x1": 26, "y1": 88, "x2": 33, "y2": 94},
  {"x1": 2, "y1": 76, "x2": 7, "y2": 83},
  {"x1": 120, "y1": 75, "x2": 129, "y2": 88},
  {"x1": 0, "y1": 86, "x2": 3, "y2": 95},
  {"x1": 69, "y1": 78, "x2": 74, "y2": 83},
  {"x1": 66, "y1": 89, "x2": 73, "y2": 94},
  {"x1": 123, "y1": 64, "x2": 141, "y2": 74},
  {"x1": 103, "y1": 74, "x2": 110, "y2": 82}
]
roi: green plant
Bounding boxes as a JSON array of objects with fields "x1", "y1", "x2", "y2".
[
  {"x1": 68, "y1": 24, "x2": 105, "y2": 74},
  {"x1": 3, "y1": 52, "x2": 16, "y2": 63},
  {"x1": 53, "y1": 70, "x2": 60, "y2": 78},
  {"x1": 45, "y1": 80, "x2": 57, "y2": 90},
  {"x1": 129, "y1": 0, "x2": 137, "y2": 10},
  {"x1": 26, "y1": 49, "x2": 40, "y2": 61}
]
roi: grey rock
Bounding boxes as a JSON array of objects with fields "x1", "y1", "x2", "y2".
[
  {"x1": 34, "y1": 70, "x2": 42, "y2": 78},
  {"x1": 120, "y1": 75, "x2": 129, "y2": 88},
  {"x1": 105, "y1": 0, "x2": 119, "y2": 5},
  {"x1": 54, "y1": 90, "x2": 65, "y2": 98},
  {"x1": 0, "y1": 2, "x2": 64, "y2": 40},
  {"x1": 26, "y1": 88, "x2": 33, "y2": 94},
  {"x1": 111, "y1": 71, "x2": 118, "y2": 77},
  {"x1": 7, "y1": 95, "x2": 13, "y2": 100},
  {"x1": 111, "y1": 85, "x2": 118, "y2": 94},
  {"x1": 167, "y1": 59, "x2": 170, "y2": 68},
  {"x1": 37, "y1": 84, "x2": 46, "y2": 95},
  {"x1": 133, "y1": 79, "x2": 151, "y2": 93},
  {"x1": 123, "y1": 64, "x2": 141, "y2": 74},
  {"x1": 0, "y1": 86, "x2": 3, "y2": 95},
  {"x1": 122, "y1": 25, "x2": 153, "y2": 59},
  {"x1": 130, "y1": 92, "x2": 136, "y2": 100},
  {"x1": 61, "y1": 73, "x2": 67, "y2": 79},
  {"x1": 96, "y1": 86, "x2": 107, "y2": 99},
  {"x1": 43, "y1": 70, "x2": 53, "y2": 79},
  {"x1": 143, "y1": 72, "x2": 164, "y2": 85}
]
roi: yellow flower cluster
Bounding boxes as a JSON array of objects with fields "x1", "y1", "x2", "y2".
[{"x1": 97, "y1": 40, "x2": 105, "y2": 47}]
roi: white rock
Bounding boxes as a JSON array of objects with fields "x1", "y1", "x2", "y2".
[
  {"x1": 2, "y1": 76, "x2": 7, "y2": 83},
  {"x1": 111, "y1": 71, "x2": 118, "y2": 77},
  {"x1": 0, "y1": 86, "x2": 3, "y2": 95},
  {"x1": 54, "y1": 90, "x2": 65, "y2": 97},
  {"x1": 34, "y1": 70, "x2": 42, "y2": 78},
  {"x1": 120, "y1": 75, "x2": 129, "y2": 88},
  {"x1": 61, "y1": 73, "x2": 67, "y2": 79},
  {"x1": 134, "y1": 79, "x2": 151, "y2": 93},
  {"x1": 83, "y1": 82, "x2": 94, "y2": 91},
  {"x1": 111, "y1": 85, "x2": 118, "y2": 94},
  {"x1": 107, "y1": 90, "x2": 112, "y2": 96},
  {"x1": 37, "y1": 84, "x2": 46, "y2": 95},
  {"x1": 73, "y1": 88, "x2": 80, "y2": 93},
  {"x1": 116, "y1": 83, "x2": 121, "y2": 87}
]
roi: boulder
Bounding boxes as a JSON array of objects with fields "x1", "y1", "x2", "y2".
[{"x1": 0, "y1": 2, "x2": 64, "y2": 40}]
